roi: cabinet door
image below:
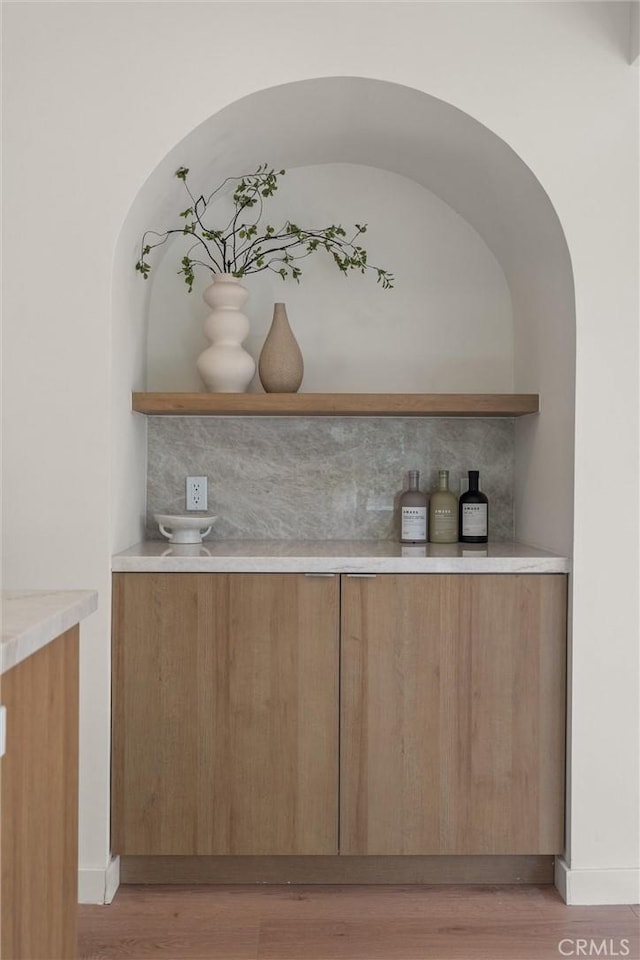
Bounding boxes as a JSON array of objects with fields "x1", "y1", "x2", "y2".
[
  {"x1": 340, "y1": 574, "x2": 566, "y2": 855},
  {"x1": 1, "y1": 629, "x2": 79, "y2": 960},
  {"x1": 112, "y1": 573, "x2": 339, "y2": 855}
]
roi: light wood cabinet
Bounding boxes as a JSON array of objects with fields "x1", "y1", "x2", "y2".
[
  {"x1": 112, "y1": 571, "x2": 566, "y2": 863},
  {"x1": 111, "y1": 573, "x2": 339, "y2": 855},
  {"x1": 1, "y1": 628, "x2": 79, "y2": 960},
  {"x1": 340, "y1": 574, "x2": 567, "y2": 855}
]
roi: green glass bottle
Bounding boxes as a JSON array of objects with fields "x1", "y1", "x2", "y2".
[{"x1": 429, "y1": 470, "x2": 458, "y2": 543}]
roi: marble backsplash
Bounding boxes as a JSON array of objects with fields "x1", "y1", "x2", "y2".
[{"x1": 146, "y1": 417, "x2": 515, "y2": 541}]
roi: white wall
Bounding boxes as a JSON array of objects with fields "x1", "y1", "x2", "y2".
[
  {"x1": 2, "y1": 2, "x2": 637, "y2": 904},
  {"x1": 146, "y1": 164, "x2": 514, "y2": 393},
  {"x1": 136, "y1": 72, "x2": 575, "y2": 554}
]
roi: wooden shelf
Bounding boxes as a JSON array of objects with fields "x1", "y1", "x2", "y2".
[{"x1": 132, "y1": 392, "x2": 539, "y2": 418}]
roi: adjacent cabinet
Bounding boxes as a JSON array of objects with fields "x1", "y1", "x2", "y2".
[
  {"x1": 1, "y1": 628, "x2": 79, "y2": 960},
  {"x1": 112, "y1": 572, "x2": 567, "y2": 863}
]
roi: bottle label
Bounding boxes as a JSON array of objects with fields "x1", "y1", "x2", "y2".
[
  {"x1": 432, "y1": 507, "x2": 457, "y2": 539},
  {"x1": 401, "y1": 506, "x2": 427, "y2": 541},
  {"x1": 462, "y1": 503, "x2": 488, "y2": 536}
]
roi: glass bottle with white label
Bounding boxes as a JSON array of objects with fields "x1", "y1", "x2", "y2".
[
  {"x1": 459, "y1": 470, "x2": 489, "y2": 543},
  {"x1": 429, "y1": 469, "x2": 458, "y2": 543},
  {"x1": 399, "y1": 470, "x2": 428, "y2": 544}
]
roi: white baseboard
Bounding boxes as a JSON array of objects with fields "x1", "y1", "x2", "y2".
[
  {"x1": 105, "y1": 854, "x2": 120, "y2": 903},
  {"x1": 78, "y1": 855, "x2": 120, "y2": 904},
  {"x1": 555, "y1": 857, "x2": 640, "y2": 904}
]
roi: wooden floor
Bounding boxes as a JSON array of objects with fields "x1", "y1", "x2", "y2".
[{"x1": 78, "y1": 884, "x2": 640, "y2": 960}]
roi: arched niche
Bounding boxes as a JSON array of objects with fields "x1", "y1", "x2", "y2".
[{"x1": 116, "y1": 77, "x2": 575, "y2": 554}]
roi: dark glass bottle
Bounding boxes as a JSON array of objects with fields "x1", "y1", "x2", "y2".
[{"x1": 459, "y1": 470, "x2": 489, "y2": 543}]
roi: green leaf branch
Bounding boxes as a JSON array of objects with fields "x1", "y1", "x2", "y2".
[{"x1": 135, "y1": 164, "x2": 394, "y2": 292}]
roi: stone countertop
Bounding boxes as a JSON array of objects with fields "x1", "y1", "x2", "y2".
[
  {"x1": 112, "y1": 540, "x2": 570, "y2": 574},
  {"x1": 1, "y1": 590, "x2": 98, "y2": 675}
]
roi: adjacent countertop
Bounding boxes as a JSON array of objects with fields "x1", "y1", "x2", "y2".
[
  {"x1": 112, "y1": 540, "x2": 570, "y2": 574},
  {"x1": 1, "y1": 590, "x2": 98, "y2": 675}
]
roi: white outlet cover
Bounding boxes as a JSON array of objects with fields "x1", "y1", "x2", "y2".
[
  {"x1": 186, "y1": 476, "x2": 208, "y2": 511},
  {"x1": 0, "y1": 706, "x2": 6, "y2": 758}
]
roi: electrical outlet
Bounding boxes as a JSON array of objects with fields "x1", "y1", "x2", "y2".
[
  {"x1": 186, "y1": 476, "x2": 208, "y2": 511},
  {"x1": 0, "y1": 706, "x2": 6, "y2": 758}
]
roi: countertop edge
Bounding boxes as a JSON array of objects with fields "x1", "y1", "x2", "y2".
[
  {"x1": 111, "y1": 541, "x2": 570, "y2": 575},
  {"x1": 1, "y1": 590, "x2": 98, "y2": 675},
  {"x1": 112, "y1": 558, "x2": 570, "y2": 574}
]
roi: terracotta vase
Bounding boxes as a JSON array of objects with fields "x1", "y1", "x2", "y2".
[
  {"x1": 258, "y1": 303, "x2": 304, "y2": 393},
  {"x1": 196, "y1": 274, "x2": 256, "y2": 392}
]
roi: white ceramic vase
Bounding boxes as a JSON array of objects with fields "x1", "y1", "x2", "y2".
[{"x1": 196, "y1": 274, "x2": 256, "y2": 392}]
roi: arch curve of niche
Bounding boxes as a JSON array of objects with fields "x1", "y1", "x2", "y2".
[{"x1": 118, "y1": 77, "x2": 575, "y2": 555}]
